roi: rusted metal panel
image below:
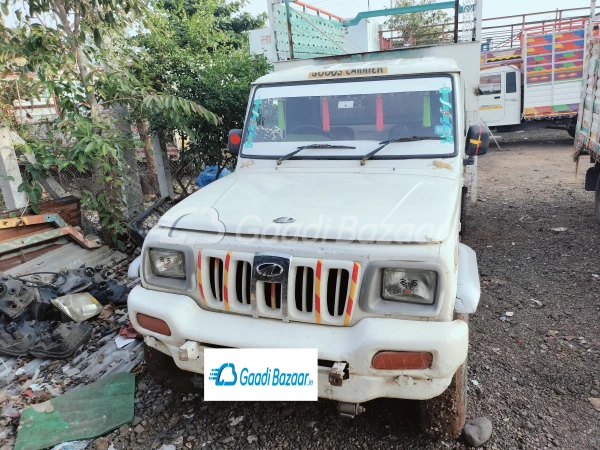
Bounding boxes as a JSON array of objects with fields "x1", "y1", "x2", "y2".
[
  {"x1": 0, "y1": 196, "x2": 81, "y2": 228},
  {"x1": 0, "y1": 227, "x2": 101, "y2": 255},
  {"x1": 0, "y1": 243, "x2": 65, "y2": 272},
  {"x1": 0, "y1": 213, "x2": 69, "y2": 229},
  {"x1": 6, "y1": 242, "x2": 127, "y2": 277},
  {"x1": 0, "y1": 223, "x2": 54, "y2": 244}
]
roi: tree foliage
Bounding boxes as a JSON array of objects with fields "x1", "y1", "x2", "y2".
[
  {"x1": 0, "y1": 0, "x2": 220, "y2": 246},
  {"x1": 133, "y1": 0, "x2": 271, "y2": 191},
  {"x1": 386, "y1": 0, "x2": 451, "y2": 47}
]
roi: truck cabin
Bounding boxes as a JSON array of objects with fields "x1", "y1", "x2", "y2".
[{"x1": 237, "y1": 59, "x2": 462, "y2": 164}]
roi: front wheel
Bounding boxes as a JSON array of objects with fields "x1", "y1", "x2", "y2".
[
  {"x1": 418, "y1": 314, "x2": 468, "y2": 438},
  {"x1": 418, "y1": 361, "x2": 467, "y2": 438},
  {"x1": 144, "y1": 343, "x2": 198, "y2": 393}
]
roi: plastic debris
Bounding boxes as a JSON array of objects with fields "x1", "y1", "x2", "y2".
[
  {"x1": 51, "y1": 293, "x2": 103, "y2": 322},
  {"x1": 195, "y1": 165, "x2": 231, "y2": 188},
  {"x1": 115, "y1": 336, "x2": 135, "y2": 349},
  {"x1": 50, "y1": 441, "x2": 91, "y2": 450},
  {"x1": 28, "y1": 322, "x2": 92, "y2": 359}
]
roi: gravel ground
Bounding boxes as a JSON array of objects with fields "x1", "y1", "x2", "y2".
[{"x1": 95, "y1": 128, "x2": 600, "y2": 450}]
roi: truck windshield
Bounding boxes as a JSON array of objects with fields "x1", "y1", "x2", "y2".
[{"x1": 241, "y1": 75, "x2": 456, "y2": 160}]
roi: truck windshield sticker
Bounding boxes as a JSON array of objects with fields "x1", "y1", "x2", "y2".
[
  {"x1": 245, "y1": 99, "x2": 262, "y2": 149},
  {"x1": 438, "y1": 86, "x2": 454, "y2": 144},
  {"x1": 309, "y1": 68, "x2": 388, "y2": 79}
]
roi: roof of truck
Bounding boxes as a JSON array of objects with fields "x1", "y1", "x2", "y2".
[{"x1": 254, "y1": 57, "x2": 461, "y2": 85}]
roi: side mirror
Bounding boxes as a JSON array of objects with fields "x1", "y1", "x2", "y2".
[
  {"x1": 228, "y1": 129, "x2": 243, "y2": 155},
  {"x1": 465, "y1": 124, "x2": 490, "y2": 157}
]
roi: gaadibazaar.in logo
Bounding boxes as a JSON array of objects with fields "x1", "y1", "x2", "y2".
[{"x1": 209, "y1": 363, "x2": 314, "y2": 387}]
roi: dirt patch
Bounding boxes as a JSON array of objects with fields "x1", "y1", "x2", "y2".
[{"x1": 465, "y1": 129, "x2": 600, "y2": 449}]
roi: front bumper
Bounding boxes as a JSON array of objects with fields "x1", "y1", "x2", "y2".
[{"x1": 129, "y1": 286, "x2": 468, "y2": 403}]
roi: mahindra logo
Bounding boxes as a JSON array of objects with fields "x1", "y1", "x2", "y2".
[
  {"x1": 273, "y1": 217, "x2": 295, "y2": 224},
  {"x1": 256, "y1": 262, "x2": 284, "y2": 278}
]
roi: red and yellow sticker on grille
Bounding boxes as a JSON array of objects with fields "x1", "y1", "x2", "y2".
[
  {"x1": 223, "y1": 251, "x2": 232, "y2": 311},
  {"x1": 343, "y1": 262, "x2": 360, "y2": 326},
  {"x1": 197, "y1": 250, "x2": 206, "y2": 305},
  {"x1": 315, "y1": 260, "x2": 322, "y2": 324}
]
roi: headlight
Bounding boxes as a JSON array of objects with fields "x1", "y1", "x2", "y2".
[
  {"x1": 382, "y1": 269, "x2": 437, "y2": 305},
  {"x1": 148, "y1": 249, "x2": 186, "y2": 279}
]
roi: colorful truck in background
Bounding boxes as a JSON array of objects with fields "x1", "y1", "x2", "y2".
[{"x1": 480, "y1": 12, "x2": 597, "y2": 134}]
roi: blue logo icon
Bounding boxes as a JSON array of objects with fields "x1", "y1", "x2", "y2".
[
  {"x1": 209, "y1": 363, "x2": 238, "y2": 386},
  {"x1": 434, "y1": 125, "x2": 444, "y2": 135}
]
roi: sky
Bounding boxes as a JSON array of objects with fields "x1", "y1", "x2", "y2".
[{"x1": 242, "y1": 0, "x2": 595, "y2": 23}]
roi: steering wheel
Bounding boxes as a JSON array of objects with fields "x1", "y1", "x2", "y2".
[{"x1": 287, "y1": 125, "x2": 335, "y2": 139}]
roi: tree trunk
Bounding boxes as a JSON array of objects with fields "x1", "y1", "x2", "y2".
[
  {"x1": 113, "y1": 104, "x2": 144, "y2": 218},
  {"x1": 54, "y1": 0, "x2": 104, "y2": 196},
  {"x1": 136, "y1": 119, "x2": 158, "y2": 175},
  {"x1": 136, "y1": 119, "x2": 160, "y2": 196}
]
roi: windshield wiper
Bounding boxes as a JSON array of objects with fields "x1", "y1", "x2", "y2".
[
  {"x1": 360, "y1": 136, "x2": 441, "y2": 166},
  {"x1": 277, "y1": 143, "x2": 357, "y2": 165}
]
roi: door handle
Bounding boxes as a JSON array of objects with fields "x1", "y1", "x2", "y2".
[{"x1": 494, "y1": 96, "x2": 501, "y2": 99}]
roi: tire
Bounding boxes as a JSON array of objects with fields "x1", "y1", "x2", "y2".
[
  {"x1": 460, "y1": 188, "x2": 468, "y2": 237},
  {"x1": 418, "y1": 315, "x2": 468, "y2": 438},
  {"x1": 567, "y1": 115, "x2": 577, "y2": 138},
  {"x1": 144, "y1": 343, "x2": 198, "y2": 393},
  {"x1": 595, "y1": 177, "x2": 600, "y2": 225}
]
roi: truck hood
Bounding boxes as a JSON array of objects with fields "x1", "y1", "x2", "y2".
[{"x1": 158, "y1": 172, "x2": 460, "y2": 243}]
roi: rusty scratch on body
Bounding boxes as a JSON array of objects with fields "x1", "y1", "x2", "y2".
[{"x1": 432, "y1": 161, "x2": 453, "y2": 171}]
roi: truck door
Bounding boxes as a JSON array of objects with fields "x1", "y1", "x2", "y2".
[
  {"x1": 503, "y1": 70, "x2": 521, "y2": 125},
  {"x1": 479, "y1": 73, "x2": 504, "y2": 124}
]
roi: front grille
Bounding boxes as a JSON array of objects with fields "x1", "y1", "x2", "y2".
[
  {"x1": 197, "y1": 250, "x2": 360, "y2": 326},
  {"x1": 293, "y1": 266, "x2": 314, "y2": 313},
  {"x1": 234, "y1": 261, "x2": 251, "y2": 305},
  {"x1": 326, "y1": 268, "x2": 350, "y2": 317},
  {"x1": 262, "y1": 283, "x2": 282, "y2": 310},
  {"x1": 208, "y1": 257, "x2": 224, "y2": 302}
]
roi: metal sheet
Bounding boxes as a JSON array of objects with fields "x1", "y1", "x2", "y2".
[{"x1": 6, "y1": 243, "x2": 127, "y2": 277}]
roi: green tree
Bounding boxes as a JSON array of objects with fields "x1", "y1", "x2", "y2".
[
  {"x1": 385, "y1": 0, "x2": 451, "y2": 47},
  {"x1": 0, "y1": 0, "x2": 217, "y2": 245},
  {"x1": 132, "y1": 0, "x2": 271, "y2": 193}
]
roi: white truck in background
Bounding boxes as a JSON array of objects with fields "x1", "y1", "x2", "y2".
[
  {"x1": 129, "y1": 0, "x2": 488, "y2": 438},
  {"x1": 480, "y1": 16, "x2": 597, "y2": 136}
]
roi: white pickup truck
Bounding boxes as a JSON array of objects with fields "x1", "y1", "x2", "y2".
[{"x1": 128, "y1": 39, "x2": 488, "y2": 437}]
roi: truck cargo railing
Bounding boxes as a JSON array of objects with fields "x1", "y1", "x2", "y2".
[
  {"x1": 379, "y1": 6, "x2": 592, "y2": 55},
  {"x1": 480, "y1": 7, "x2": 590, "y2": 52},
  {"x1": 268, "y1": 0, "x2": 481, "y2": 62}
]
